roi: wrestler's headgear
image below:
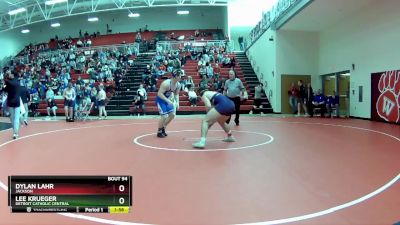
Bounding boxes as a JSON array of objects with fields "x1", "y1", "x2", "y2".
[{"x1": 172, "y1": 69, "x2": 184, "y2": 78}]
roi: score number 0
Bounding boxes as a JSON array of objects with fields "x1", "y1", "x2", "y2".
[{"x1": 118, "y1": 184, "x2": 126, "y2": 205}]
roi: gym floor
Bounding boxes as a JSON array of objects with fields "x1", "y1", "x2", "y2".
[{"x1": 0, "y1": 115, "x2": 398, "y2": 225}]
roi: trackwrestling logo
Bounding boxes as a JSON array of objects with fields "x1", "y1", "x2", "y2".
[{"x1": 376, "y1": 70, "x2": 400, "y2": 123}]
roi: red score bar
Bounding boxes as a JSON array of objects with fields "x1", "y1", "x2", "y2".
[{"x1": 16, "y1": 183, "x2": 130, "y2": 195}]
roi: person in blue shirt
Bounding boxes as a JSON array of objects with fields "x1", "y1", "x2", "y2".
[
  {"x1": 326, "y1": 91, "x2": 340, "y2": 117},
  {"x1": 312, "y1": 89, "x2": 326, "y2": 117}
]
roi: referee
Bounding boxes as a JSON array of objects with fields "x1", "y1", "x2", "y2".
[{"x1": 224, "y1": 70, "x2": 245, "y2": 126}]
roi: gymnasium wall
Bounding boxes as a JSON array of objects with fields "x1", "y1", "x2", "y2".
[
  {"x1": 247, "y1": 29, "x2": 318, "y2": 113},
  {"x1": 319, "y1": 0, "x2": 400, "y2": 119},
  {"x1": 0, "y1": 29, "x2": 29, "y2": 63},
  {"x1": 275, "y1": 30, "x2": 319, "y2": 112}
]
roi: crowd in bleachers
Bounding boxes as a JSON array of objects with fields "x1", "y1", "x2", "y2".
[
  {"x1": 17, "y1": 29, "x2": 221, "y2": 61},
  {"x1": 129, "y1": 42, "x2": 237, "y2": 113},
  {"x1": 1, "y1": 45, "x2": 137, "y2": 120},
  {"x1": 154, "y1": 44, "x2": 230, "y2": 81},
  {"x1": 2, "y1": 29, "x2": 233, "y2": 118}
]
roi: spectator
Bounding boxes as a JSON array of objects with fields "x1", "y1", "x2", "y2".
[
  {"x1": 326, "y1": 91, "x2": 339, "y2": 117},
  {"x1": 213, "y1": 63, "x2": 221, "y2": 78},
  {"x1": 312, "y1": 89, "x2": 325, "y2": 117},
  {"x1": 191, "y1": 49, "x2": 199, "y2": 61},
  {"x1": 250, "y1": 83, "x2": 263, "y2": 114},
  {"x1": 288, "y1": 82, "x2": 298, "y2": 114},
  {"x1": 135, "y1": 32, "x2": 142, "y2": 43},
  {"x1": 199, "y1": 75, "x2": 209, "y2": 90},
  {"x1": 186, "y1": 85, "x2": 198, "y2": 107},
  {"x1": 144, "y1": 73, "x2": 157, "y2": 92},
  {"x1": 63, "y1": 82, "x2": 76, "y2": 122},
  {"x1": 96, "y1": 84, "x2": 107, "y2": 120},
  {"x1": 230, "y1": 56, "x2": 236, "y2": 68},
  {"x1": 297, "y1": 80, "x2": 308, "y2": 116},
  {"x1": 224, "y1": 70, "x2": 245, "y2": 126},
  {"x1": 76, "y1": 75, "x2": 84, "y2": 86},
  {"x1": 198, "y1": 58, "x2": 206, "y2": 69},
  {"x1": 222, "y1": 55, "x2": 231, "y2": 67},
  {"x1": 198, "y1": 65, "x2": 207, "y2": 77},
  {"x1": 30, "y1": 91, "x2": 40, "y2": 117},
  {"x1": 306, "y1": 83, "x2": 314, "y2": 117},
  {"x1": 213, "y1": 76, "x2": 224, "y2": 93},
  {"x1": 184, "y1": 76, "x2": 195, "y2": 90},
  {"x1": 143, "y1": 64, "x2": 151, "y2": 80},
  {"x1": 77, "y1": 39, "x2": 83, "y2": 47},
  {"x1": 238, "y1": 36, "x2": 244, "y2": 51},
  {"x1": 133, "y1": 84, "x2": 147, "y2": 116},
  {"x1": 137, "y1": 83, "x2": 147, "y2": 101},
  {"x1": 75, "y1": 84, "x2": 84, "y2": 111},
  {"x1": 45, "y1": 88, "x2": 57, "y2": 118},
  {"x1": 169, "y1": 32, "x2": 176, "y2": 40},
  {"x1": 206, "y1": 63, "x2": 214, "y2": 79}
]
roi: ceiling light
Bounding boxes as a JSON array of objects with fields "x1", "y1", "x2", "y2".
[
  {"x1": 8, "y1": 8, "x2": 26, "y2": 15},
  {"x1": 177, "y1": 10, "x2": 189, "y2": 15},
  {"x1": 88, "y1": 17, "x2": 99, "y2": 22},
  {"x1": 45, "y1": 0, "x2": 67, "y2": 5},
  {"x1": 21, "y1": 29, "x2": 30, "y2": 34},
  {"x1": 51, "y1": 22, "x2": 60, "y2": 27},
  {"x1": 128, "y1": 13, "x2": 140, "y2": 18}
]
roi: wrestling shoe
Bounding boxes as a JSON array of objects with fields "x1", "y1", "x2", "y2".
[
  {"x1": 223, "y1": 136, "x2": 236, "y2": 142},
  {"x1": 192, "y1": 141, "x2": 205, "y2": 149},
  {"x1": 157, "y1": 130, "x2": 166, "y2": 138},
  {"x1": 162, "y1": 127, "x2": 168, "y2": 136}
]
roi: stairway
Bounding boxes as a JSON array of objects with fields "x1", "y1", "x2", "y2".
[
  {"x1": 234, "y1": 52, "x2": 274, "y2": 114},
  {"x1": 106, "y1": 52, "x2": 155, "y2": 116}
]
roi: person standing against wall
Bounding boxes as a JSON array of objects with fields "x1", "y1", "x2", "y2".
[
  {"x1": 306, "y1": 83, "x2": 314, "y2": 117},
  {"x1": 4, "y1": 71, "x2": 21, "y2": 139},
  {"x1": 288, "y1": 82, "x2": 299, "y2": 114},
  {"x1": 297, "y1": 80, "x2": 308, "y2": 116}
]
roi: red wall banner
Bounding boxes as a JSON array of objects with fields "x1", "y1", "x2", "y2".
[{"x1": 371, "y1": 70, "x2": 400, "y2": 124}]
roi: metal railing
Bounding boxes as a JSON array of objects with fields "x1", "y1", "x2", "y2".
[
  {"x1": 37, "y1": 43, "x2": 140, "y2": 58},
  {"x1": 6, "y1": 43, "x2": 140, "y2": 67},
  {"x1": 156, "y1": 40, "x2": 233, "y2": 53}
]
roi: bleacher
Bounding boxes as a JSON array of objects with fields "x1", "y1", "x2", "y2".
[
  {"x1": 129, "y1": 54, "x2": 255, "y2": 115},
  {"x1": 23, "y1": 29, "x2": 261, "y2": 117}
]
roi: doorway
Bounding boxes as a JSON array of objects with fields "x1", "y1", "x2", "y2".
[{"x1": 321, "y1": 71, "x2": 350, "y2": 117}]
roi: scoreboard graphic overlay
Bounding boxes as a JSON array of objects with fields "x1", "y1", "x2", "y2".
[{"x1": 8, "y1": 176, "x2": 132, "y2": 213}]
